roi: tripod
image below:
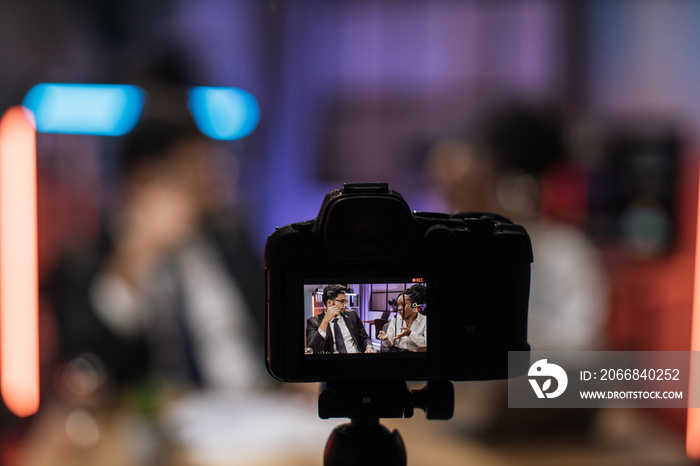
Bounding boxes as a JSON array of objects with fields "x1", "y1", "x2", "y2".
[{"x1": 319, "y1": 380, "x2": 454, "y2": 466}]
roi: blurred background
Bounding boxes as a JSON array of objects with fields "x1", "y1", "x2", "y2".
[{"x1": 1, "y1": 0, "x2": 700, "y2": 464}]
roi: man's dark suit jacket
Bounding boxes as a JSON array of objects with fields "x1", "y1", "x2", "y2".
[
  {"x1": 306, "y1": 310, "x2": 372, "y2": 354},
  {"x1": 50, "y1": 214, "x2": 265, "y2": 385}
]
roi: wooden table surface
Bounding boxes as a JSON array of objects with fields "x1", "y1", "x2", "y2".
[{"x1": 17, "y1": 394, "x2": 692, "y2": 466}]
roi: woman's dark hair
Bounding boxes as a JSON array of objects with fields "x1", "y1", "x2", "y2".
[
  {"x1": 485, "y1": 105, "x2": 564, "y2": 176},
  {"x1": 323, "y1": 284, "x2": 348, "y2": 306},
  {"x1": 400, "y1": 284, "x2": 427, "y2": 306}
]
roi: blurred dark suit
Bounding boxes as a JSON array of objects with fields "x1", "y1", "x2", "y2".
[{"x1": 50, "y1": 214, "x2": 264, "y2": 387}]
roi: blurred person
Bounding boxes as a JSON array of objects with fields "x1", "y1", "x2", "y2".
[
  {"x1": 378, "y1": 284, "x2": 427, "y2": 352},
  {"x1": 306, "y1": 284, "x2": 376, "y2": 354},
  {"x1": 427, "y1": 104, "x2": 609, "y2": 438},
  {"x1": 50, "y1": 94, "x2": 265, "y2": 393},
  {"x1": 428, "y1": 105, "x2": 608, "y2": 353}
]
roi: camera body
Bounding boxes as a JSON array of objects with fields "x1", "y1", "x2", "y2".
[{"x1": 265, "y1": 183, "x2": 531, "y2": 382}]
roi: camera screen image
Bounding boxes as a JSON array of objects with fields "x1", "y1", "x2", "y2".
[{"x1": 303, "y1": 279, "x2": 427, "y2": 356}]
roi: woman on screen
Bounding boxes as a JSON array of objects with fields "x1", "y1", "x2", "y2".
[{"x1": 378, "y1": 284, "x2": 426, "y2": 352}]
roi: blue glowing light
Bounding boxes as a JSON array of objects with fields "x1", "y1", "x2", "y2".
[
  {"x1": 22, "y1": 84, "x2": 144, "y2": 136},
  {"x1": 188, "y1": 87, "x2": 260, "y2": 140}
]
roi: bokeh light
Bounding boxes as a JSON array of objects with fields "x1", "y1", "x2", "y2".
[
  {"x1": 22, "y1": 83, "x2": 144, "y2": 136},
  {"x1": 188, "y1": 86, "x2": 260, "y2": 140}
]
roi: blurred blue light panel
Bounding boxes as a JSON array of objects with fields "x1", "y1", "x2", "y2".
[
  {"x1": 188, "y1": 87, "x2": 260, "y2": 140},
  {"x1": 22, "y1": 84, "x2": 144, "y2": 136}
]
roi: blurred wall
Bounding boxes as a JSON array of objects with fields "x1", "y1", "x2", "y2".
[
  {"x1": 588, "y1": 0, "x2": 700, "y2": 127},
  {"x1": 260, "y1": 0, "x2": 572, "y2": 240}
]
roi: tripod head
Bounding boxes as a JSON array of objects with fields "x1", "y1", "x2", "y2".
[
  {"x1": 319, "y1": 380, "x2": 454, "y2": 420},
  {"x1": 319, "y1": 380, "x2": 454, "y2": 466}
]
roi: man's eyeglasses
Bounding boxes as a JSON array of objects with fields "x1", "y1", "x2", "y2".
[{"x1": 333, "y1": 299, "x2": 349, "y2": 305}]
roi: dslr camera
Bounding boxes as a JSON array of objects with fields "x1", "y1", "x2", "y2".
[{"x1": 265, "y1": 183, "x2": 531, "y2": 383}]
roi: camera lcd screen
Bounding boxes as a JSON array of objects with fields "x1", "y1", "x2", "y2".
[{"x1": 303, "y1": 278, "x2": 427, "y2": 356}]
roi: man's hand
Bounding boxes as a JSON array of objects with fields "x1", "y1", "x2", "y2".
[
  {"x1": 319, "y1": 305, "x2": 342, "y2": 333},
  {"x1": 364, "y1": 346, "x2": 376, "y2": 353},
  {"x1": 377, "y1": 331, "x2": 388, "y2": 341},
  {"x1": 322, "y1": 305, "x2": 341, "y2": 324},
  {"x1": 394, "y1": 327, "x2": 412, "y2": 340}
]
